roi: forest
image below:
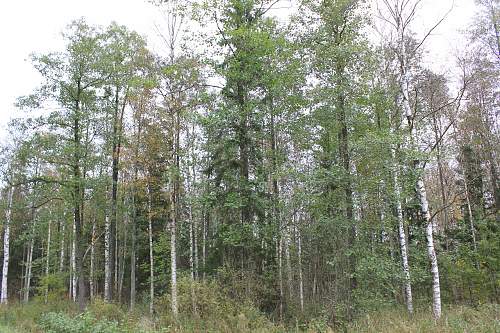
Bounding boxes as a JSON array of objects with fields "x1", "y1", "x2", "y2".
[{"x1": 0, "y1": 0, "x2": 498, "y2": 332}]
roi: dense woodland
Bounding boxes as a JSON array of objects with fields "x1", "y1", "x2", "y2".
[{"x1": 0, "y1": 0, "x2": 499, "y2": 331}]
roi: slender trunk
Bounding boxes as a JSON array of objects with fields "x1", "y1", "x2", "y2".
[
  {"x1": 118, "y1": 212, "x2": 128, "y2": 303},
  {"x1": 71, "y1": 215, "x2": 77, "y2": 302},
  {"x1": 433, "y1": 115, "x2": 449, "y2": 238},
  {"x1": 130, "y1": 109, "x2": 142, "y2": 311},
  {"x1": 114, "y1": 221, "x2": 118, "y2": 295},
  {"x1": 90, "y1": 218, "x2": 96, "y2": 301},
  {"x1": 130, "y1": 195, "x2": 137, "y2": 310},
  {"x1": 188, "y1": 194, "x2": 194, "y2": 280},
  {"x1": 416, "y1": 175, "x2": 442, "y2": 319},
  {"x1": 202, "y1": 209, "x2": 207, "y2": 280},
  {"x1": 398, "y1": 20, "x2": 441, "y2": 319},
  {"x1": 170, "y1": 101, "x2": 180, "y2": 319},
  {"x1": 45, "y1": 220, "x2": 52, "y2": 303},
  {"x1": 188, "y1": 202, "x2": 197, "y2": 315},
  {"x1": 25, "y1": 206, "x2": 37, "y2": 303},
  {"x1": 59, "y1": 217, "x2": 65, "y2": 272},
  {"x1": 24, "y1": 235, "x2": 35, "y2": 303},
  {"x1": 73, "y1": 82, "x2": 86, "y2": 311},
  {"x1": 285, "y1": 223, "x2": 292, "y2": 301},
  {"x1": 194, "y1": 215, "x2": 199, "y2": 280},
  {"x1": 104, "y1": 213, "x2": 111, "y2": 301},
  {"x1": 0, "y1": 185, "x2": 14, "y2": 304},
  {"x1": 295, "y1": 222, "x2": 304, "y2": 312},
  {"x1": 392, "y1": 146, "x2": 413, "y2": 314},
  {"x1": 107, "y1": 87, "x2": 127, "y2": 302},
  {"x1": 147, "y1": 186, "x2": 154, "y2": 316},
  {"x1": 170, "y1": 190, "x2": 178, "y2": 318},
  {"x1": 278, "y1": 224, "x2": 284, "y2": 320}
]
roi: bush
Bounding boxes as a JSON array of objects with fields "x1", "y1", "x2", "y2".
[
  {"x1": 38, "y1": 312, "x2": 121, "y2": 333},
  {"x1": 87, "y1": 297, "x2": 125, "y2": 322},
  {"x1": 36, "y1": 273, "x2": 67, "y2": 303},
  {"x1": 155, "y1": 275, "x2": 282, "y2": 332}
]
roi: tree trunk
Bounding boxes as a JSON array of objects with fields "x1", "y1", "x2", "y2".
[
  {"x1": 170, "y1": 190, "x2": 178, "y2": 318},
  {"x1": 118, "y1": 211, "x2": 128, "y2": 303},
  {"x1": 397, "y1": 18, "x2": 441, "y2": 319},
  {"x1": 147, "y1": 185, "x2": 154, "y2": 316},
  {"x1": 107, "y1": 87, "x2": 127, "y2": 302},
  {"x1": 392, "y1": 146, "x2": 413, "y2": 314},
  {"x1": 285, "y1": 223, "x2": 292, "y2": 301},
  {"x1": 418, "y1": 178, "x2": 442, "y2": 319},
  {"x1": 278, "y1": 225, "x2": 284, "y2": 320},
  {"x1": 90, "y1": 218, "x2": 96, "y2": 300},
  {"x1": 202, "y1": 208, "x2": 207, "y2": 281},
  {"x1": 104, "y1": 213, "x2": 111, "y2": 301},
  {"x1": 295, "y1": 222, "x2": 304, "y2": 312},
  {"x1": 0, "y1": 185, "x2": 14, "y2": 304},
  {"x1": 24, "y1": 238, "x2": 34, "y2": 303},
  {"x1": 45, "y1": 220, "x2": 52, "y2": 303},
  {"x1": 71, "y1": 215, "x2": 77, "y2": 302},
  {"x1": 24, "y1": 206, "x2": 37, "y2": 303},
  {"x1": 59, "y1": 217, "x2": 65, "y2": 273},
  {"x1": 73, "y1": 83, "x2": 86, "y2": 311},
  {"x1": 130, "y1": 194, "x2": 137, "y2": 310}
]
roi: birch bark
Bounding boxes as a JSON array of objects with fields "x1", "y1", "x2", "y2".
[
  {"x1": 0, "y1": 185, "x2": 14, "y2": 304},
  {"x1": 391, "y1": 146, "x2": 413, "y2": 314}
]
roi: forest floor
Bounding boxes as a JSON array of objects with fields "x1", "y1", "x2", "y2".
[{"x1": 0, "y1": 301, "x2": 498, "y2": 332}]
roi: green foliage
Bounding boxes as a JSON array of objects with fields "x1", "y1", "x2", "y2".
[
  {"x1": 354, "y1": 254, "x2": 400, "y2": 311},
  {"x1": 36, "y1": 273, "x2": 67, "y2": 302},
  {"x1": 38, "y1": 312, "x2": 129, "y2": 333}
]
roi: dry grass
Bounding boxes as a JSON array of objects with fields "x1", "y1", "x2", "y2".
[{"x1": 347, "y1": 304, "x2": 500, "y2": 333}]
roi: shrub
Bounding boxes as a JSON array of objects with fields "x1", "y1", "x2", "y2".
[{"x1": 38, "y1": 312, "x2": 122, "y2": 333}]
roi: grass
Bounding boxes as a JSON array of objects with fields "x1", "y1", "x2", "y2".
[
  {"x1": 0, "y1": 301, "x2": 498, "y2": 332},
  {"x1": 0, "y1": 323, "x2": 21, "y2": 333},
  {"x1": 347, "y1": 303, "x2": 500, "y2": 333}
]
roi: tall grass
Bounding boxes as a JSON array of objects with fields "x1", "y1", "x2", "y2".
[
  {"x1": 0, "y1": 293, "x2": 498, "y2": 332},
  {"x1": 348, "y1": 304, "x2": 500, "y2": 333}
]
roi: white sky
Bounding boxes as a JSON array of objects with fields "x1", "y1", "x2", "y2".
[{"x1": 0, "y1": 0, "x2": 477, "y2": 141}]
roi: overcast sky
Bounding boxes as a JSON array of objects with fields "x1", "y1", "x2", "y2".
[{"x1": 0, "y1": 0, "x2": 477, "y2": 141}]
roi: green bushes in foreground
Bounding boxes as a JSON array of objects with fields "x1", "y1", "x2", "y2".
[
  {"x1": 1, "y1": 302, "x2": 498, "y2": 332},
  {"x1": 0, "y1": 279, "x2": 497, "y2": 332}
]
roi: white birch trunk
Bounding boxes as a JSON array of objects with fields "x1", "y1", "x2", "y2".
[
  {"x1": 71, "y1": 216, "x2": 76, "y2": 302},
  {"x1": 170, "y1": 194, "x2": 178, "y2": 318},
  {"x1": 392, "y1": 147, "x2": 414, "y2": 314},
  {"x1": 59, "y1": 217, "x2": 65, "y2": 272},
  {"x1": 24, "y1": 207, "x2": 37, "y2": 303},
  {"x1": 25, "y1": 233, "x2": 34, "y2": 303},
  {"x1": 396, "y1": 13, "x2": 441, "y2": 319},
  {"x1": 104, "y1": 213, "x2": 111, "y2": 301},
  {"x1": 1, "y1": 186, "x2": 14, "y2": 304},
  {"x1": 417, "y1": 178, "x2": 442, "y2": 319},
  {"x1": 278, "y1": 229, "x2": 284, "y2": 320}
]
